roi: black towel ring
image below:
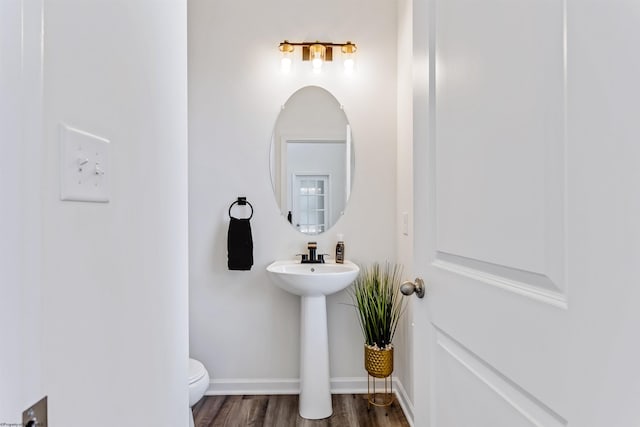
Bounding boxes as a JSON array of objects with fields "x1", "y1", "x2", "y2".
[{"x1": 229, "y1": 197, "x2": 254, "y2": 220}]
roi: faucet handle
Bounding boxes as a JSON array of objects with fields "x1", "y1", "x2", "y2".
[
  {"x1": 295, "y1": 253, "x2": 309, "y2": 262},
  {"x1": 317, "y1": 253, "x2": 331, "y2": 263}
]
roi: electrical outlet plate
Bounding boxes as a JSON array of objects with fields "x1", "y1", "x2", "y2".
[
  {"x1": 60, "y1": 123, "x2": 110, "y2": 202},
  {"x1": 22, "y1": 396, "x2": 47, "y2": 427}
]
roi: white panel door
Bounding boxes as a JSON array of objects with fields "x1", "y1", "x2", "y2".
[{"x1": 411, "y1": 0, "x2": 640, "y2": 426}]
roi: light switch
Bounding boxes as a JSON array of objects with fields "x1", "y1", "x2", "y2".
[
  {"x1": 60, "y1": 124, "x2": 110, "y2": 202},
  {"x1": 402, "y1": 212, "x2": 409, "y2": 236}
]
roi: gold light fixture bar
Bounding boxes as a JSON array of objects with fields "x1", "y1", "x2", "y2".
[{"x1": 279, "y1": 40, "x2": 356, "y2": 62}]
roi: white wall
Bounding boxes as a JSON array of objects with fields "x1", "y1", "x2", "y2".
[
  {"x1": 189, "y1": 0, "x2": 399, "y2": 389},
  {"x1": 1, "y1": 0, "x2": 45, "y2": 421},
  {"x1": 396, "y1": 0, "x2": 415, "y2": 409},
  {"x1": 0, "y1": 0, "x2": 29, "y2": 420},
  {"x1": 0, "y1": 1, "x2": 189, "y2": 425}
]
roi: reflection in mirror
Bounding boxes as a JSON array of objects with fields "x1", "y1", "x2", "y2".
[{"x1": 270, "y1": 86, "x2": 354, "y2": 235}]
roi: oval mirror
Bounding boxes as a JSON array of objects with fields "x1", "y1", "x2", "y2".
[{"x1": 270, "y1": 86, "x2": 354, "y2": 235}]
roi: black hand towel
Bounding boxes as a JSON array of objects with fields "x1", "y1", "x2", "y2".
[{"x1": 227, "y1": 217, "x2": 253, "y2": 270}]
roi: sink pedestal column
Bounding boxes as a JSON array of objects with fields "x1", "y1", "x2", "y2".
[{"x1": 299, "y1": 295, "x2": 332, "y2": 419}]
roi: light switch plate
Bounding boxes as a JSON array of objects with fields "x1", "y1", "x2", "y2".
[
  {"x1": 60, "y1": 124, "x2": 110, "y2": 202},
  {"x1": 402, "y1": 212, "x2": 409, "y2": 236}
]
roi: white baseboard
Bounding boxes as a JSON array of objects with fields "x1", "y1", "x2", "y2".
[
  {"x1": 205, "y1": 378, "x2": 300, "y2": 395},
  {"x1": 393, "y1": 378, "x2": 415, "y2": 427},
  {"x1": 205, "y1": 376, "x2": 414, "y2": 426},
  {"x1": 331, "y1": 376, "x2": 368, "y2": 394}
]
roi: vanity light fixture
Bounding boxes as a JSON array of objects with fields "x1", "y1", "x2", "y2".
[{"x1": 279, "y1": 40, "x2": 357, "y2": 73}]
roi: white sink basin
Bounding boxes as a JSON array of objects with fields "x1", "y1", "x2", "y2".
[
  {"x1": 266, "y1": 260, "x2": 360, "y2": 296},
  {"x1": 266, "y1": 259, "x2": 360, "y2": 420}
]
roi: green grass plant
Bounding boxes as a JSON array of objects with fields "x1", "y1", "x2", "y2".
[{"x1": 350, "y1": 262, "x2": 406, "y2": 350}]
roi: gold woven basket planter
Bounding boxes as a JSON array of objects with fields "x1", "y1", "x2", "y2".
[{"x1": 364, "y1": 345, "x2": 394, "y2": 378}]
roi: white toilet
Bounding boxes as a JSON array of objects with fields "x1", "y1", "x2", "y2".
[{"x1": 189, "y1": 358, "x2": 210, "y2": 427}]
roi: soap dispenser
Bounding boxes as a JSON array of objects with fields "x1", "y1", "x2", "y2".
[{"x1": 335, "y1": 234, "x2": 345, "y2": 264}]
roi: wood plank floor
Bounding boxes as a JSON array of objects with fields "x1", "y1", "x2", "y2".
[{"x1": 192, "y1": 394, "x2": 411, "y2": 427}]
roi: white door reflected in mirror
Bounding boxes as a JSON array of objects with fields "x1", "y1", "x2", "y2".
[
  {"x1": 270, "y1": 86, "x2": 354, "y2": 235},
  {"x1": 292, "y1": 174, "x2": 329, "y2": 234}
]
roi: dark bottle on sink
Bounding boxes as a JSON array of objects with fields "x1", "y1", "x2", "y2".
[{"x1": 335, "y1": 234, "x2": 345, "y2": 264}]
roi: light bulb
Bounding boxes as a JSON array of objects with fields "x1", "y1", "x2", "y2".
[
  {"x1": 312, "y1": 57, "x2": 323, "y2": 72},
  {"x1": 344, "y1": 57, "x2": 354, "y2": 74},
  {"x1": 281, "y1": 55, "x2": 292, "y2": 73}
]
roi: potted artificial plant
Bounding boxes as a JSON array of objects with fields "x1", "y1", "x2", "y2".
[{"x1": 350, "y1": 262, "x2": 406, "y2": 379}]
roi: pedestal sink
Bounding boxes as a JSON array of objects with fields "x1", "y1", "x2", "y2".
[{"x1": 266, "y1": 260, "x2": 360, "y2": 419}]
